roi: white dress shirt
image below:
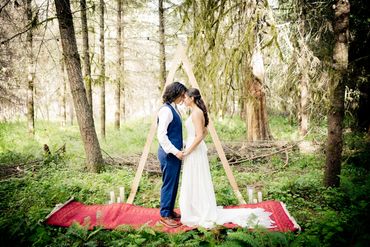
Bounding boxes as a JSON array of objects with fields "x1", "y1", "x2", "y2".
[{"x1": 157, "y1": 102, "x2": 181, "y2": 155}]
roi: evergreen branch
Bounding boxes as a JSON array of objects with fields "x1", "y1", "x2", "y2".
[
  {"x1": 0, "y1": 16, "x2": 56, "y2": 45},
  {"x1": 0, "y1": 0, "x2": 11, "y2": 13},
  {"x1": 0, "y1": 5, "x2": 94, "y2": 45}
]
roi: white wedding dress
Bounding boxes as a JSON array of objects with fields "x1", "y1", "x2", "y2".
[{"x1": 179, "y1": 116, "x2": 274, "y2": 229}]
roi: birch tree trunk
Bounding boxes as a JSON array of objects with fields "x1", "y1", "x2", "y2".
[
  {"x1": 26, "y1": 0, "x2": 35, "y2": 136},
  {"x1": 158, "y1": 0, "x2": 166, "y2": 92},
  {"x1": 54, "y1": 0, "x2": 104, "y2": 172},
  {"x1": 99, "y1": 0, "x2": 106, "y2": 139},
  {"x1": 324, "y1": 0, "x2": 350, "y2": 187},
  {"x1": 80, "y1": 0, "x2": 92, "y2": 111},
  {"x1": 115, "y1": 0, "x2": 123, "y2": 130}
]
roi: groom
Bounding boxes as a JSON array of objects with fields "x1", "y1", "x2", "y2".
[{"x1": 157, "y1": 81, "x2": 187, "y2": 228}]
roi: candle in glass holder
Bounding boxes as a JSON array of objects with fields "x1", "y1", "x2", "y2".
[
  {"x1": 247, "y1": 186, "x2": 254, "y2": 204},
  {"x1": 110, "y1": 191, "x2": 115, "y2": 204},
  {"x1": 119, "y1": 187, "x2": 125, "y2": 203},
  {"x1": 257, "y1": 191, "x2": 263, "y2": 202},
  {"x1": 117, "y1": 196, "x2": 121, "y2": 203},
  {"x1": 253, "y1": 198, "x2": 258, "y2": 204}
]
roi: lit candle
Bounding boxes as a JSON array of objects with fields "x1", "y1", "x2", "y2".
[
  {"x1": 117, "y1": 196, "x2": 121, "y2": 203},
  {"x1": 119, "y1": 187, "x2": 125, "y2": 203},
  {"x1": 253, "y1": 198, "x2": 258, "y2": 204},
  {"x1": 257, "y1": 191, "x2": 262, "y2": 202},
  {"x1": 110, "y1": 191, "x2": 115, "y2": 203},
  {"x1": 247, "y1": 186, "x2": 254, "y2": 204}
]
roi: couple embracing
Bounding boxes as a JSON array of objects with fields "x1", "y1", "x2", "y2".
[{"x1": 157, "y1": 82, "x2": 273, "y2": 229}]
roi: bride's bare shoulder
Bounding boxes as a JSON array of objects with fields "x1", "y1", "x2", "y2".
[
  {"x1": 191, "y1": 109, "x2": 204, "y2": 122},
  {"x1": 191, "y1": 108, "x2": 203, "y2": 117}
]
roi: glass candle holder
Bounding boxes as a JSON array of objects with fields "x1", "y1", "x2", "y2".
[{"x1": 247, "y1": 186, "x2": 254, "y2": 204}]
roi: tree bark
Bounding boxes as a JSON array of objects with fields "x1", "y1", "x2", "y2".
[
  {"x1": 69, "y1": 98, "x2": 74, "y2": 125},
  {"x1": 298, "y1": 8, "x2": 309, "y2": 137},
  {"x1": 60, "y1": 56, "x2": 67, "y2": 126},
  {"x1": 357, "y1": 83, "x2": 370, "y2": 132},
  {"x1": 99, "y1": 0, "x2": 106, "y2": 139},
  {"x1": 300, "y1": 68, "x2": 309, "y2": 136},
  {"x1": 26, "y1": 0, "x2": 35, "y2": 136},
  {"x1": 54, "y1": 0, "x2": 104, "y2": 172},
  {"x1": 158, "y1": 0, "x2": 166, "y2": 92},
  {"x1": 324, "y1": 0, "x2": 350, "y2": 187},
  {"x1": 115, "y1": 0, "x2": 123, "y2": 130},
  {"x1": 80, "y1": 0, "x2": 92, "y2": 112},
  {"x1": 245, "y1": 49, "x2": 272, "y2": 141}
]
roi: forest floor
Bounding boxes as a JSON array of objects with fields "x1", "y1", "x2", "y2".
[{"x1": 0, "y1": 116, "x2": 369, "y2": 246}]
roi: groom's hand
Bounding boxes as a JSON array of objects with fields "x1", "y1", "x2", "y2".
[{"x1": 175, "y1": 151, "x2": 184, "y2": 160}]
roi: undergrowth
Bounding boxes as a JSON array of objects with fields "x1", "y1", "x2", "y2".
[{"x1": 0, "y1": 116, "x2": 369, "y2": 246}]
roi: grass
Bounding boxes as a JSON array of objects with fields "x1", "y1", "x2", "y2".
[{"x1": 0, "y1": 115, "x2": 369, "y2": 246}]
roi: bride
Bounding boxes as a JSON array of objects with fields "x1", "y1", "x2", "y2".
[{"x1": 179, "y1": 88, "x2": 274, "y2": 229}]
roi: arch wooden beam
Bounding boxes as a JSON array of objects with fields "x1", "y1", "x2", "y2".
[
  {"x1": 179, "y1": 46, "x2": 246, "y2": 204},
  {"x1": 127, "y1": 44, "x2": 246, "y2": 205},
  {"x1": 127, "y1": 45, "x2": 183, "y2": 204}
]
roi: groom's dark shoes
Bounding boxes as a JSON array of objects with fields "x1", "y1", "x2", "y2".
[
  {"x1": 169, "y1": 211, "x2": 181, "y2": 221},
  {"x1": 159, "y1": 216, "x2": 182, "y2": 228}
]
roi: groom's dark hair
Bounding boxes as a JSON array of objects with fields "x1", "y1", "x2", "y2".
[{"x1": 162, "y1": 82, "x2": 187, "y2": 104}]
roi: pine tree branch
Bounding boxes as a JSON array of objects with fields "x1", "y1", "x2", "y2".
[
  {"x1": 0, "y1": 0, "x2": 11, "y2": 14},
  {"x1": 0, "y1": 16, "x2": 56, "y2": 45}
]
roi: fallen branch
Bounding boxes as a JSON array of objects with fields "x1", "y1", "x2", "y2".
[{"x1": 228, "y1": 144, "x2": 297, "y2": 165}]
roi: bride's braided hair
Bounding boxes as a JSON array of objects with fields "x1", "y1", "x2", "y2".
[{"x1": 186, "y1": 88, "x2": 209, "y2": 127}]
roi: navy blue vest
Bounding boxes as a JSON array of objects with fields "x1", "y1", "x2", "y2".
[{"x1": 159, "y1": 103, "x2": 183, "y2": 151}]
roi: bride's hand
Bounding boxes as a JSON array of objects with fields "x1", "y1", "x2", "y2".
[{"x1": 182, "y1": 150, "x2": 190, "y2": 156}]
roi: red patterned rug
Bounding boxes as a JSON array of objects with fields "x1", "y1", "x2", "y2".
[{"x1": 45, "y1": 198, "x2": 300, "y2": 233}]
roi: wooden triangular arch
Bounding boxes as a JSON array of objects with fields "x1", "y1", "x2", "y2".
[{"x1": 127, "y1": 44, "x2": 246, "y2": 205}]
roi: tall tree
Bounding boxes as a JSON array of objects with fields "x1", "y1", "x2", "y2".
[
  {"x1": 59, "y1": 56, "x2": 67, "y2": 126},
  {"x1": 115, "y1": 0, "x2": 123, "y2": 130},
  {"x1": 99, "y1": 0, "x2": 106, "y2": 139},
  {"x1": 324, "y1": 0, "x2": 350, "y2": 187},
  {"x1": 158, "y1": 0, "x2": 166, "y2": 92},
  {"x1": 54, "y1": 0, "x2": 104, "y2": 172},
  {"x1": 297, "y1": 2, "x2": 309, "y2": 137},
  {"x1": 243, "y1": 0, "x2": 273, "y2": 141},
  {"x1": 348, "y1": 1, "x2": 370, "y2": 134},
  {"x1": 246, "y1": 46, "x2": 272, "y2": 141},
  {"x1": 26, "y1": 0, "x2": 35, "y2": 135},
  {"x1": 80, "y1": 0, "x2": 92, "y2": 111},
  {"x1": 179, "y1": 0, "x2": 275, "y2": 141}
]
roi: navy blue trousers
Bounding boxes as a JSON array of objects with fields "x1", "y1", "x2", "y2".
[{"x1": 158, "y1": 147, "x2": 181, "y2": 217}]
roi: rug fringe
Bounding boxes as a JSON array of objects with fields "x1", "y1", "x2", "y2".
[
  {"x1": 279, "y1": 201, "x2": 301, "y2": 231},
  {"x1": 44, "y1": 197, "x2": 75, "y2": 222}
]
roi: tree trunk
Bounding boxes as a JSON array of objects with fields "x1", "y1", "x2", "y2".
[
  {"x1": 324, "y1": 0, "x2": 350, "y2": 187},
  {"x1": 69, "y1": 98, "x2": 74, "y2": 125},
  {"x1": 99, "y1": 0, "x2": 106, "y2": 139},
  {"x1": 246, "y1": 49, "x2": 272, "y2": 141},
  {"x1": 60, "y1": 57, "x2": 67, "y2": 126},
  {"x1": 158, "y1": 0, "x2": 166, "y2": 92},
  {"x1": 54, "y1": 0, "x2": 104, "y2": 172},
  {"x1": 357, "y1": 83, "x2": 370, "y2": 132},
  {"x1": 115, "y1": 0, "x2": 123, "y2": 130},
  {"x1": 26, "y1": 0, "x2": 35, "y2": 136},
  {"x1": 80, "y1": 0, "x2": 92, "y2": 111},
  {"x1": 298, "y1": 9, "x2": 309, "y2": 137},
  {"x1": 300, "y1": 69, "x2": 309, "y2": 136}
]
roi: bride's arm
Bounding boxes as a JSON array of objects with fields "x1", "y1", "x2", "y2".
[{"x1": 183, "y1": 110, "x2": 205, "y2": 156}]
